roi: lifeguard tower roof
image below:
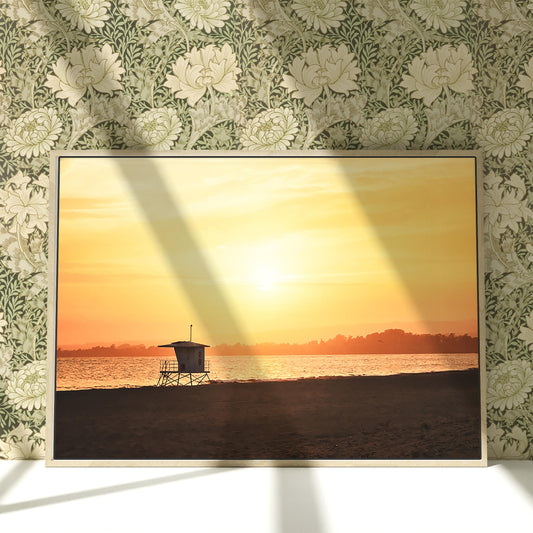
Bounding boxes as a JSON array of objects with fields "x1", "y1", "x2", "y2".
[{"x1": 158, "y1": 341, "x2": 210, "y2": 348}]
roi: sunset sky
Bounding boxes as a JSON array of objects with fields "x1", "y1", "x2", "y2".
[{"x1": 56, "y1": 155, "x2": 479, "y2": 348}]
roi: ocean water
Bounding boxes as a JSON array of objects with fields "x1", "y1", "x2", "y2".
[{"x1": 56, "y1": 353, "x2": 478, "y2": 391}]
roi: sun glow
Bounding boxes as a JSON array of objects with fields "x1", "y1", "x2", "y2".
[
  {"x1": 252, "y1": 266, "x2": 281, "y2": 292},
  {"x1": 56, "y1": 156, "x2": 478, "y2": 347}
]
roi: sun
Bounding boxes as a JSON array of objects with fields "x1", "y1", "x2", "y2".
[{"x1": 252, "y1": 266, "x2": 281, "y2": 292}]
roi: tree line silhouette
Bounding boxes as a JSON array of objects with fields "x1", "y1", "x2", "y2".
[
  {"x1": 57, "y1": 329, "x2": 477, "y2": 358},
  {"x1": 212, "y1": 330, "x2": 477, "y2": 355}
]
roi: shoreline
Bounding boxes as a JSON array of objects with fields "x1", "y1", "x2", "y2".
[
  {"x1": 56, "y1": 365, "x2": 479, "y2": 392},
  {"x1": 53, "y1": 368, "x2": 481, "y2": 461}
]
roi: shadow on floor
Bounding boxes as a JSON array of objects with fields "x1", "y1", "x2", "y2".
[
  {"x1": 0, "y1": 462, "x2": 231, "y2": 515},
  {"x1": 494, "y1": 460, "x2": 533, "y2": 503}
]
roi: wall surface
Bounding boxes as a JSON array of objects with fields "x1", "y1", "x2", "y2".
[{"x1": 0, "y1": 0, "x2": 532, "y2": 459}]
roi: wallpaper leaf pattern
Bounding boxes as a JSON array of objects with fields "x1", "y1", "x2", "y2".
[{"x1": 0, "y1": 0, "x2": 533, "y2": 460}]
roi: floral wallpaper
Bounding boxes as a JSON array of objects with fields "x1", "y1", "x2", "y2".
[{"x1": 0, "y1": 0, "x2": 532, "y2": 460}]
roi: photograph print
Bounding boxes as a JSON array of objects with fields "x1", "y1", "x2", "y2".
[{"x1": 48, "y1": 152, "x2": 486, "y2": 465}]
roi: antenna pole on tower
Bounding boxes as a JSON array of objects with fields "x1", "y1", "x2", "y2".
[{"x1": 190, "y1": 324, "x2": 192, "y2": 342}]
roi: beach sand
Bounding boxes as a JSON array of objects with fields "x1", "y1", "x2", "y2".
[{"x1": 53, "y1": 369, "x2": 481, "y2": 461}]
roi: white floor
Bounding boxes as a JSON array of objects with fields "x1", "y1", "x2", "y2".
[{"x1": 1, "y1": 461, "x2": 532, "y2": 532}]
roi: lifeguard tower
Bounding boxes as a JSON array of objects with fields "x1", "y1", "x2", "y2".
[{"x1": 157, "y1": 325, "x2": 210, "y2": 386}]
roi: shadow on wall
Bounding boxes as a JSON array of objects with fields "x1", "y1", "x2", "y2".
[{"x1": 114, "y1": 156, "x2": 326, "y2": 533}]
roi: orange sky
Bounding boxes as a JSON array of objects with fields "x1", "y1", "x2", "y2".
[{"x1": 56, "y1": 155, "x2": 479, "y2": 348}]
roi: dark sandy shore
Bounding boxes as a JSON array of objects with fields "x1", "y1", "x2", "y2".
[{"x1": 53, "y1": 369, "x2": 481, "y2": 461}]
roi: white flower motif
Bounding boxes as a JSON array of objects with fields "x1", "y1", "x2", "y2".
[
  {"x1": 519, "y1": 311, "x2": 533, "y2": 349},
  {"x1": 0, "y1": 0, "x2": 58, "y2": 42},
  {"x1": 6, "y1": 360, "x2": 47, "y2": 411},
  {"x1": 165, "y1": 44, "x2": 241, "y2": 106},
  {"x1": 56, "y1": 0, "x2": 111, "y2": 32},
  {"x1": 474, "y1": 0, "x2": 526, "y2": 29},
  {"x1": 0, "y1": 232, "x2": 38, "y2": 277},
  {"x1": 235, "y1": 0, "x2": 271, "y2": 25},
  {"x1": 281, "y1": 44, "x2": 360, "y2": 106},
  {"x1": 487, "y1": 360, "x2": 533, "y2": 411},
  {"x1": 0, "y1": 312, "x2": 7, "y2": 344},
  {"x1": 125, "y1": 108, "x2": 183, "y2": 150},
  {"x1": 4, "y1": 108, "x2": 62, "y2": 158},
  {"x1": 119, "y1": 0, "x2": 163, "y2": 24},
  {"x1": 487, "y1": 425, "x2": 529, "y2": 459},
  {"x1": 401, "y1": 44, "x2": 476, "y2": 106},
  {"x1": 0, "y1": 175, "x2": 48, "y2": 237},
  {"x1": 411, "y1": 0, "x2": 465, "y2": 32},
  {"x1": 240, "y1": 108, "x2": 299, "y2": 150},
  {"x1": 0, "y1": 423, "x2": 45, "y2": 459},
  {"x1": 484, "y1": 187, "x2": 528, "y2": 234},
  {"x1": 484, "y1": 173, "x2": 533, "y2": 235},
  {"x1": 46, "y1": 44, "x2": 125, "y2": 106},
  {"x1": 5, "y1": 170, "x2": 31, "y2": 190},
  {"x1": 0, "y1": 92, "x2": 12, "y2": 126},
  {"x1": 360, "y1": 108, "x2": 418, "y2": 149},
  {"x1": 478, "y1": 108, "x2": 533, "y2": 159},
  {"x1": 526, "y1": 243, "x2": 533, "y2": 264},
  {"x1": 0, "y1": 344, "x2": 13, "y2": 379},
  {"x1": 292, "y1": 0, "x2": 346, "y2": 33},
  {"x1": 517, "y1": 56, "x2": 533, "y2": 98},
  {"x1": 9, "y1": 317, "x2": 39, "y2": 356},
  {"x1": 119, "y1": 0, "x2": 185, "y2": 45},
  {"x1": 175, "y1": 0, "x2": 230, "y2": 32}
]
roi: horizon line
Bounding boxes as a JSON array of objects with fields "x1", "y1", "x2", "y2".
[{"x1": 57, "y1": 328, "x2": 479, "y2": 351}]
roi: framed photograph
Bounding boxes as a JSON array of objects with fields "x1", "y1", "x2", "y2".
[{"x1": 46, "y1": 151, "x2": 487, "y2": 466}]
